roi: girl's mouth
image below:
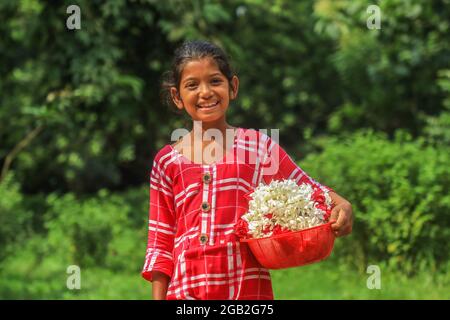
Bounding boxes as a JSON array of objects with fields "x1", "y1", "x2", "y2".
[{"x1": 196, "y1": 101, "x2": 219, "y2": 110}]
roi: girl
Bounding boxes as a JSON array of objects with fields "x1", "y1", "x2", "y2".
[{"x1": 142, "y1": 40, "x2": 353, "y2": 300}]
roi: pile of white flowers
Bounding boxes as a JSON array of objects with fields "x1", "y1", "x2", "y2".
[{"x1": 242, "y1": 179, "x2": 332, "y2": 239}]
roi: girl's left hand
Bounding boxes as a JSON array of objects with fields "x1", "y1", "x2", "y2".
[{"x1": 329, "y1": 201, "x2": 353, "y2": 237}]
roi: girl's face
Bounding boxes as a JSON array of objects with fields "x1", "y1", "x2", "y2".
[{"x1": 171, "y1": 57, "x2": 239, "y2": 125}]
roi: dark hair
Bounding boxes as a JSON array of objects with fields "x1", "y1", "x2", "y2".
[{"x1": 161, "y1": 40, "x2": 236, "y2": 113}]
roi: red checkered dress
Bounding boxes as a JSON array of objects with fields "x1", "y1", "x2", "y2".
[{"x1": 142, "y1": 128, "x2": 333, "y2": 300}]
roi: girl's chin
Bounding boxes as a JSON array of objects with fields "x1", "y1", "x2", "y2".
[
  {"x1": 192, "y1": 114, "x2": 224, "y2": 123},
  {"x1": 194, "y1": 108, "x2": 223, "y2": 118}
]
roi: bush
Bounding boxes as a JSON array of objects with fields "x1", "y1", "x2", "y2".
[
  {"x1": 301, "y1": 130, "x2": 450, "y2": 274},
  {"x1": 0, "y1": 185, "x2": 149, "y2": 298},
  {"x1": 43, "y1": 188, "x2": 147, "y2": 270},
  {"x1": 0, "y1": 173, "x2": 32, "y2": 261}
]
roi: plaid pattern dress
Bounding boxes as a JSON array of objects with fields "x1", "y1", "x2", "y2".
[{"x1": 142, "y1": 128, "x2": 333, "y2": 300}]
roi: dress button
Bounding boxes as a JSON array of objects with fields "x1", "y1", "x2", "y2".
[
  {"x1": 202, "y1": 172, "x2": 211, "y2": 184},
  {"x1": 199, "y1": 234, "x2": 208, "y2": 244},
  {"x1": 201, "y1": 202, "x2": 211, "y2": 212}
]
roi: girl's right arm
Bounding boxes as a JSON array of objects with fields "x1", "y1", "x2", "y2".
[
  {"x1": 142, "y1": 153, "x2": 176, "y2": 297},
  {"x1": 152, "y1": 271, "x2": 170, "y2": 300}
]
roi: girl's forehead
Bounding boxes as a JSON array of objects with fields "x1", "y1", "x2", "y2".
[{"x1": 180, "y1": 58, "x2": 223, "y2": 79}]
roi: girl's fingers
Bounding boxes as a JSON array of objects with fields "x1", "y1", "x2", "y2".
[
  {"x1": 331, "y1": 209, "x2": 346, "y2": 231},
  {"x1": 334, "y1": 220, "x2": 353, "y2": 237},
  {"x1": 329, "y1": 207, "x2": 341, "y2": 227}
]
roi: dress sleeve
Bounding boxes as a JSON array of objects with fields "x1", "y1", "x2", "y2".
[
  {"x1": 141, "y1": 158, "x2": 176, "y2": 282},
  {"x1": 259, "y1": 133, "x2": 334, "y2": 194}
]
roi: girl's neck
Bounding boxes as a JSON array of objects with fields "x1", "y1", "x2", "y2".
[{"x1": 191, "y1": 120, "x2": 235, "y2": 140}]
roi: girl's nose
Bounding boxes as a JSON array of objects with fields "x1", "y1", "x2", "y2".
[{"x1": 198, "y1": 83, "x2": 213, "y2": 98}]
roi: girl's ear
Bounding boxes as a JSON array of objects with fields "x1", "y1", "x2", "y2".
[
  {"x1": 230, "y1": 76, "x2": 239, "y2": 100},
  {"x1": 170, "y1": 87, "x2": 184, "y2": 110}
]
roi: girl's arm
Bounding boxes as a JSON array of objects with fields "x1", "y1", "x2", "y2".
[
  {"x1": 328, "y1": 191, "x2": 353, "y2": 237},
  {"x1": 152, "y1": 271, "x2": 170, "y2": 300},
  {"x1": 142, "y1": 154, "x2": 176, "y2": 296},
  {"x1": 329, "y1": 191, "x2": 351, "y2": 207}
]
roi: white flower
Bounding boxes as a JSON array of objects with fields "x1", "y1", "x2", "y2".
[{"x1": 242, "y1": 179, "x2": 331, "y2": 238}]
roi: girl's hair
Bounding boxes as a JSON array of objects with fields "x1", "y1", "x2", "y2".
[{"x1": 161, "y1": 40, "x2": 236, "y2": 113}]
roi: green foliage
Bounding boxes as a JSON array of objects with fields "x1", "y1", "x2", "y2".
[
  {"x1": 1, "y1": 0, "x2": 449, "y2": 299},
  {"x1": 422, "y1": 69, "x2": 450, "y2": 145},
  {"x1": 0, "y1": 173, "x2": 32, "y2": 260},
  {"x1": 315, "y1": 0, "x2": 450, "y2": 135},
  {"x1": 271, "y1": 254, "x2": 450, "y2": 299},
  {"x1": 302, "y1": 130, "x2": 450, "y2": 274},
  {"x1": 0, "y1": 185, "x2": 148, "y2": 299},
  {"x1": 2, "y1": 0, "x2": 448, "y2": 195},
  {"x1": 1, "y1": 0, "x2": 162, "y2": 193}
]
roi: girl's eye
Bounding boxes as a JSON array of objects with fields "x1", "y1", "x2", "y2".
[
  {"x1": 186, "y1": 83, "x2": 198, "y2": 90},
  {"x1": 211, "y1": 78, "x2": 222, "y2": 84}
]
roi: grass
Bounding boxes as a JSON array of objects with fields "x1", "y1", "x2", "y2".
[
  {"x1": 270, "y1": 255, "x2": 450, "y2": 300},
  {"x1": 60, "y1": 258, "x2": 448, "y2": 300},
  {"x1": 2, "y1": 255, "x2": 448, "y2": 299}
]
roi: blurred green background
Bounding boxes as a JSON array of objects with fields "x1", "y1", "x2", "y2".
[{"x1": 0, "y1": 0, "x2": 449, "y2": 299}]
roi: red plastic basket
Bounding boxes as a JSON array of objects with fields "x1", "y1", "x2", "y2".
[{"x1": 240, "y1": 222, "x2": 335, "y2": 269}]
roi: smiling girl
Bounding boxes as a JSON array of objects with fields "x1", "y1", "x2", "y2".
[{"x1": 142, "y1": 40, "x2": 353, "y2": 300}]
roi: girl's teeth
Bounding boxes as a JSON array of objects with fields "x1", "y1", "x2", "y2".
[{"x1": 199, "y1": 102, "x2": 218, "y2": 108}]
